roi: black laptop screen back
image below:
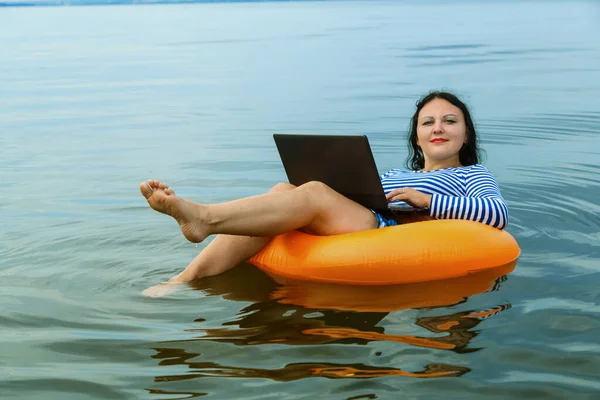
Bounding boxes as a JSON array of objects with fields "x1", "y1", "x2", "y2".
[{"x1": 273, "y1": 134, "x2": 388, "y2": 212}]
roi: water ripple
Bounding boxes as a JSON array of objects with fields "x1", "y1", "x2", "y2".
[
  {"x1": 521, "y1": 298, "x2": 600, "y2": 315},
  {"x1": 491, "y1": 371, "x2": 600, "y2": 392},
  {"x1": 406, "y1": 44, "x2": 487, "y2": 51},
  {"x1": 1, "y1": 378, "x2": 129, "y2": 400},
  {"x1": 482, "y1": 112, "x2": 600, "y2": 145}
]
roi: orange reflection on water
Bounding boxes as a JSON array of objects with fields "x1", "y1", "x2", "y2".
[
  {"x1": 147, "y1": 260, "x2": 516, "y2": 396},
  {"x1": 151, "y1": 358, "x2": 469, "y2": 383},
  {"x1": 308, "y1": 363, "x2": 468, "y2": 379},
  {"x1": 303, "y1": 327, "x2": 456, "y2": 350},
  {"x1": 300, "y1": 302, "x2": 511, "y2": 352},
  {"x1": 180, "y1": 262, "x2": 514, "y2": 352},
  {"x1": 270, "y1": 261, "x2": 516, "y2": 313},
  {"x1": 183, "y1": 302, "x2": 512, "y2": 352}
]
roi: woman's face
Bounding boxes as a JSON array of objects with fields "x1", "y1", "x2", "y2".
[{"x1": 416, "y1": 98, "x2": 467, "y2": 169}]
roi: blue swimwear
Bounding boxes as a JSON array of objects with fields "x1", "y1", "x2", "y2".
[{"x1": 371, "y1": 210, "x2": 398, "y2": 228}]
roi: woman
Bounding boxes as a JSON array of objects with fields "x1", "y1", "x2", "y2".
[{"x1": 141, "y1": 91, "x2": 508, "y2": 295}]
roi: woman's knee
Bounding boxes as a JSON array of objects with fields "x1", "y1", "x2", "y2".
[
  {"x1": 269, "y1": 182, "x2": 296, "y2": 193},
  {"x1": 296, "y1": 181, "x2": 338, "y2": 212},
  {"x1": 298, "y1": 181, "x2": 332, "y2": 197}
]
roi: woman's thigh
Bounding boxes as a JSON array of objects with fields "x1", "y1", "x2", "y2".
[{"x1": 298, "y1": 181, "x2": 378, "y2": 235}]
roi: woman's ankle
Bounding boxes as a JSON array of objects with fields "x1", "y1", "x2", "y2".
[{"x1": 170, "y1": 270, "x2": 197, "y2": 283}]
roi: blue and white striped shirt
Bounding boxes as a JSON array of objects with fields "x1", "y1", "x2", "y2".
[{"x1": 380, "y1": 164, "x2": 509, "y2": 229}]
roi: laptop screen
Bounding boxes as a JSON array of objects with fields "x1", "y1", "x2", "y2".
[{"x1": 273, "y1": 134, "x2": 390, "y2": 212}]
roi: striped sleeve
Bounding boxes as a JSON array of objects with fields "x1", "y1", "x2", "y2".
[
  {"x1": 428, "y1": 165, "x2": 509, "y2": 229},
  {"x1": 380, "y1": 169, "x2": 398, "y2": 180}
]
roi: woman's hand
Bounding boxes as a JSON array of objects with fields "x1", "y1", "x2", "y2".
[{"x1": 386, "y1": 187, "x2": 432, "y2": 209}]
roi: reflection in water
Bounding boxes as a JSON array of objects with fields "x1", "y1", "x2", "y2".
[
  {"x1": 146, "y1": 388, "x2": 207, "y2": 399},
  {"x1": 151, "y1": 354, "x2": 470, "y2": 382},
  {"x1": 269, "y1": 261, "x2": 515, "y2": 312},
  {"x1": 147, "y1": 263, "x2": 513, "y2": 392}
]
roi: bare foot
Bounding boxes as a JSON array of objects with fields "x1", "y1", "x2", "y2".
[
  {"x1": 140, "y1": 180, "x2": 210, "y2": 243},
  {"x1": 142, "y1": 279, "x2": 186, "y2": 298}
]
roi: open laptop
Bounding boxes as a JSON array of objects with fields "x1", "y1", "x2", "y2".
[{"x1": 273, "y1": 134, "x2": 415, "y2": 214}]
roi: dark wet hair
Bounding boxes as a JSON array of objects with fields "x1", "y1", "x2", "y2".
[{"x1": 406, "y1": 91, "x2": 481, "y2": 170}]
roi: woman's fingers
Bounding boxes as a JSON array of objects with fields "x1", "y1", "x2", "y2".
[
  {"x1": 387, "y1": 193, "x2": 405, "y2": 203},
  {"x1": 386, "y1": 187, "x2": 407, "y2": 201},
  {"x1": 386, "y1": 188, "x2": 431, "y2": 208}
]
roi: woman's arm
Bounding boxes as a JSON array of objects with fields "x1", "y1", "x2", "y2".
[{"x1": 428, "y1": 166, "x2": 509, "y2": 229}]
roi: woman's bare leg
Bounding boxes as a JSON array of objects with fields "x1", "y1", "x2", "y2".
[
  {"x1": 141, "y1": 180, "x2": 377, "y2": 297},
  {"x1": 142, "y1": 233, "x2": 274, "y2": 298},
  {"x1": 173, "y1": 235, "x2": 271, "y2": 281},
  {"x1": 172, "y1": 182, "x2": 296, "y2": 282},
  {"x1": 142, "y1": 183, "x2": 293, "y2": 297},
  {"x1": 140, "y1": 179, "x2": 377, "y2": 242}
]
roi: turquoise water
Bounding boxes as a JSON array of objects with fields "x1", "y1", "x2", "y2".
[{"x1": 2, "y1": 1, "x2": 600, "y2": 398}]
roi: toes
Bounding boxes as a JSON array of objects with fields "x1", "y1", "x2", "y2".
[
  {"x1": 148, "y1": 180, "x2": 169, "y2": 190},
  {"x1": 140, "y1": 180, "x2": 174, "y2": 199},
  {"x1": 140, "y1": 181, "x2": 154, "y2": 199}
]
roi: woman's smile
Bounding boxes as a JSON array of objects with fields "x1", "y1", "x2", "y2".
[{"x1": 430, "y1": 138, "x2": 448, "y2": 144}]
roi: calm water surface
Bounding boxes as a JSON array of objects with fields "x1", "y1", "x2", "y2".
[{"x1": 1, "y1": 1, "x2": 600, "y2": 399}]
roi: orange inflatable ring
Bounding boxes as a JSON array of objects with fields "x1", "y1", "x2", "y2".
[{"x1": 249, "y1": 219, "x2": 520, "y2": 285}]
